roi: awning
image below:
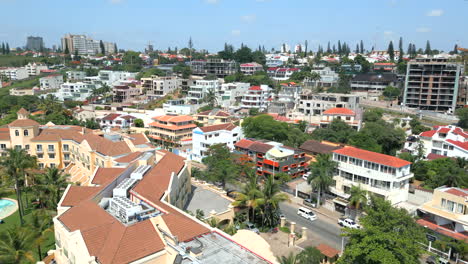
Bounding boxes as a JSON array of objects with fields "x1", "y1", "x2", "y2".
[
  {"x1": 329, "y1": 186, "x2": 351, "y2": 199},
  {"x1": 333, "y1": 197, "x2": 349, "y2": 206}
]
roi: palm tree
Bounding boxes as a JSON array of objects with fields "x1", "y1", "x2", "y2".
[
  {"x1": 28, "y1": 209, "x2": 54, "y2": 260},
  {"x1": 38, "y1": 94, "x2": 61, "y2": 115},
  {"x1": 232, "y1": 171, "x2": 264, "y2": 223},
  {"x1": 0, "y1": 227, "x2": 35, "y2": 263},
  {"x1": 348, "y1": 185, "x2": 367, "y2": 220},
  {"x1": 203, "y1": 89, "x2": 217, "y2": 107},
  {"x1": 34, "y1": 167, "x2": 69, "y2": 209},
  {"x1": 296, "y1": 247, "x2": 323, "y2": 264},
  {"x1": 307, "y1": 153, "x2": 337, "y2": 208},
  {"x1": 0, "y1": 148, "x2": 37, "y2": 225},
  {"x1": 278, "y1": 252, "x2": 298, "y2": 264},
  {"x1": 261, "y1": 174, "x2": 290, "y2": 227}
]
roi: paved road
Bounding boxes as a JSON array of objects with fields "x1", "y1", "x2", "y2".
[{"x1": 279, "y1": 201, "x2": 345, "y2": 250}]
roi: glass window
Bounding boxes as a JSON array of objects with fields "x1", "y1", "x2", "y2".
[
  {"x1": 37, "y1": 144, "x2": 42, "y2": 151},
  {"x1": 63, "y1": 144, "x2": 69, "y2": 151},
  {"x1": 0, "y1": 144, "x2": 6, "y2": 149},
  {"x1": 15, "y1": 130, "x2": 19, "y2": 136},
  {"x1": 441, "y1": 198, "x2": 446, "y2": 208},
  {"x1": 48, "y1": 145, "x2": 54, "y2": 151},
  {"x1": 25, "y1": 145, "x2": 29, "y2": 150},
  {"x1": 457, "y1": 203, "x2": 464, "y2": 214},
  {"x1": 23, "y1": 130, "x2": 29, "y2": 136},
  {"x1": 49, "y1": 154, "x2": 55, "y2": 159}
]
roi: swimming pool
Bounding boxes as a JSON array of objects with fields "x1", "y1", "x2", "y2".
[{"x1": 0, "y1": 199, "x2": 18, "y2": 219}]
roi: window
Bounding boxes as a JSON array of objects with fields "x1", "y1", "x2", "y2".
[
  {"x1": 50, "y1": 163, "x2": 56, "y2": 168},
  {"x1": 48, "y1": 145, "x2": 54, "y2": 152},
  {"x1": 38, "y1": 154, "x2": 43, "y2": 158},
  {"x1": 101, "y1": 161, "x2": 104, "y2": 167},
  {"x1": 457, "y1": 203, "x2": 464, "y2": 214},
  {"x1": 49, "y1": 154, "x2": 55, "y2": 159},
  {"x1": 441, "y1": 198, "x2": 446, "y2": 208},
  {"x1": 15, "y1": 145, "x2": 21, "y2": 150},
  {"x1": 63, "y1": 144, "x2": 69, "y2": 151},
  {"x1": 25, "y1": 145, "x2": 29, "y2": 150},
  {"x1": 0, "y1": 144, "x2": 6, "y2": 149},
  {"x1": 23, "y1": 129, "x2": 29, "y2": 136},
  {"x1": 37, "y1": 145, "x2": 43, "y2": 151},
  {"x1": 15, "y1": 130, "x2": 19, "y2": 136},
  {"x1": 38, "y1": 163, "x2": 44, "y2": 169},
  {"x1": 64, "y1": 154, "x2": 70, "y2": 160}
]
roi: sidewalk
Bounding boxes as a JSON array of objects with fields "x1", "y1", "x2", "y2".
[{"x1": 284, "y1": 192, "x2": 343, "y2": 221}]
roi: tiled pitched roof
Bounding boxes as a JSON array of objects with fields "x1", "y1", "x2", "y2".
[
  {"x1": 249, "y1": 86, "x2": 261, "y2": 91},
  {"x1": 420, "y1": 130, "x2": 437, "y2": 137},
  {"x1": 102, "y1": 113, "x2": 121, "y2": 121},
  {"x1": 438, "y1": 128, "x2": 450, "y2": 133},
  {"x1": 249, "y1": 142, "x2": 274, "y2": 153},
  {"x1": 8, "y1": 119, "x2": 40, "y2": 127},
  {"x1": 0, "y1": 127, "x2": 10, "y2": 141},
  {"x1": 199, "y1": 123, "x2": 236, "y2": 133},
  {"x1": 17, "y1": 108, "x2": 29, "y2": 115},
  {"x1": 323, "y1": 107, "x2": 355, "y2": 116},
  {"x1": 83, "y1": 134, "x2": 131, "y2": 156},
  {"x1": 427, "y1": 153, "x2": 447, "y2": 160},
  {"x1": 152, "y1": 115, "x2": 193, "y2": 122},
  {"x1": 445, "y1": 188, "x2": 468, "y2": 197},
  {"x1": 126, "y1": 133, "x2": 148, "y2": 145},
  {"x1": 299, "y1": 140, "x2": 341, "y2": 154},
  {"x1": 446, "y1": 139, "x2": 468, "y2": 151},
  {"x1": 31, "y1": 133, "x2": 62, "y2": 142},
  {"x1": 333, "y1": 146, "x2": 411, "y2": 168},
  {"x1": 114, "y1": 152, "x2": 143, "y2": 163},
  {"x1": 316, "y1": 244, "x2": 340, "y2": 258},
  {"x1": 60, "y1": 186, "x2": 103, "y2": 207},
  {"x1": 91, "y1": 168, "x2": 127, "y2": 185},
  {"x1": 235, "y1": 139, "x2": 254, "y2": 149}
]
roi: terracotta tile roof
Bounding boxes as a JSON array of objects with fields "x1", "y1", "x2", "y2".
[
  {"x1": 417, "y1": 219, "x2": 468, "y2": 242},
  {"x1": 322, "y1": 107, "x2": 355, "y2": 116},
  {"x1": 249, "y1": 86, "x2": 261, "y2": 91},
  {"x1": 83, "y1": 134, "x2": 131, "y2": 156},
  {"x1": 17, "y1": 108, "x2": 29, "y2": 115},
  {"x1": 132, "y1": 152, "x2": 186, "y2": 203},
  {"x1": 438, "y1": 128, "x2": 450, "y2": 133},
  {"x1": 333, "y1": 146, "x2": 411, "y2": 168},
  {"x1": 149, "y1": 122, "x2": 196, "y2": 131},
  {"x1": 127, "y1": 133, "x2": 148, "y2": 145},
  {"x1": 249, "y1": 142, "x2": 274, "y2": 153},
  {"x1": 31, "y1": 133, "x2": 62, "y2": 142},
  {"x1": 91, "y1": 168, "x2": 126, "y2": 185},
  {"x1": 0, "y1": 128, "x2": 10, "y2": 141},
  {"x1": 159, "y1": 203, "x2": 210, "y2": 242},
  {"x1": 427, "y1": 153, "x2": 447, "y2": 160},
  {"x1": 198, "y1": 123, "x2": 236, "y2": 133},
  {"x1": 60, "y1": 186, "x2": 103, "y2": 207},
  {"x1": 316, "y1": 244, "x2": 340, "y2": 258},
  {"x1": 8, "y1": 119, "x2": 40, "y2": 127},
  {"x1": 114, "y1": 152, "x2": 143, "y2": 164},
  {"x1": 102, "y1": 113, "x2": 121, "y2": 121},
  {"x1": 120, "y1": 115, "x2": 136, "y2": 120},
  {"x1": 445, "y1": 188, "x2": 468, "y2": 197},
  {"x1": 299, "y1": 140, "x2": 342, "y2": 155},
  {"x1": 446, "y1": 139, "x2": 468, "y2": 151},
  {"x1": 420, "y1": 130, "x2": 437, "y2": 138},
  {"x1": 235, "y1": 139, "x2": 254, "y2": 149},
  {"x1": 152, "y1": 115, "x2": 193, "y2": 122},
  {"x1": 267, "y1": 113, "x2": 292, "y2": 122},
  {"x1": 453, "y1": 128, "x2": 468, "y2": 138},
  {"x1": 216, "y1": 111, "x2": 230, "y2": 117}
]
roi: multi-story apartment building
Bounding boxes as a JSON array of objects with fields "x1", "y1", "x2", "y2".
[
  {"x1": 193, "y1": 108, "x2": 234, "y2": 126},
  {"x1": 267, "y1": 67, "x2": 300, "y2": 80},
  {"x1": 163, "y1": 99, "x2": 196, "y2": 115},
  {"x1": 1, "y1": 109, "x2": 153, "y2": 184},
  {"x1": 99, "y1": 113, "x2": 136, "y2": 129},
  {"x1": 416, "y1": 125, "x2": 468, "y2": 158},
  {"x1": 320, "y1": 107, "x2": 362, "y2": 130},
  {"x1": 141, "y1": 75, "x2": 181, "y2": 100},
  {"x1": 53, "y1": 150, "x2": 273, "y2": 264},
  {"x1": 25, "y1": 62, "x2": 48, "y2": 76},
  {"x1": 192, "y1": 123, "x2": 243, "y2": 162},
  {"x1": 296, "y1": 92, "x2": 360, "y2": 116},
  {"x1": 417, "y1": 187, "x2": 468, "y2": 242},
  {"x1": 61, "y1": 34, "x2": 115, "y2": 56},
  {"x1": 40, "y1": 74, "x2": 64, "y2": 90},
  {"x1": 103, "y1": 41, "x2": 116, "y2": 54},
  {"x1": 189, "y1": 58, "x2": 237, "y2": 77},
  {"x1": 53, "y1": 82, "x2": 100, "y2": 101},
  {"x1": 98, "y1": 70, "x2": 136, "y2": 86},
  {"x1": 305, "y1": 67, "x2": 339, "y2": 88},
  {"x1": 373, "y1": 62, "x2": 397, "y2": 73},
  {"x1": 26, "y1": 36, "x2": 44, "y2": 51},
  {"x1": 240, "y1": 85, "x2": 273, "y2": 110},
  {"x1": 112, "y1": 84, "x2": 141, "y2": 103},
  {"x1": 217, "y1": 82, "x2": 250, "y2": 108},
  {"x1": 351, "y1": 73, "x2": 399, "y2": 93},
  {"x1": 187, "y1": 80, "x2": 220, "y2": 104},
  {"x1": 66, "y1": 71, "x2": 86, "y2": 81},
  {"x1": 240, "y1": 62, "x2": 264, "y2": 75},
  {"x1": 268, "y1": 83, "x2": 302, "y2": 115},
  {"x1": 235, "y1": 139, "x2": 307, "y2": 178},
  {"x1": 148, "y1": 115, "x2": 196, "y2": 150},
  {"x1": 403, "y1": 57, "x2": 464, "y2": 113},
  {"x1": 331, "y1": 146, "x2": 413, "y2": 207},
  {"x1": 0, "y1": 67, "x2": 29, "y2": 80}
]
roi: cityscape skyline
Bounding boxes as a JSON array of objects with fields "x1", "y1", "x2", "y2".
[{"x1": 0, "y1": 0, "x2": 466, "y2": 52}]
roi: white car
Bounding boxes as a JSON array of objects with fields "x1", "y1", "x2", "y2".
[
  {"x1": 297, "y1": 207, "x2": 317, "y2": 221},
  {"x1": 302, "y1": 172, "x2": 311, "y2": 181},
  {"x1": 338, "y1": 218, "x2": 361, "y2": 229}
]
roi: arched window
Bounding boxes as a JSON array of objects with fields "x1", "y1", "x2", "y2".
[
  {"x1": 15, "y1": 130, "x2": 19, "y2": 136},
  {"x1": 24, "y1": 130, "x2": 29, "y2": 136}
]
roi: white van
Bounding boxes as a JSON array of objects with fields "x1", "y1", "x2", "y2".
[{"x1": 297, "y1": 207, "x2": 317, "y2": 221}]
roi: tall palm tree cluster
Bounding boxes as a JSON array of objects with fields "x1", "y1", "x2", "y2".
[
  {"x1": 0, "y1": 148, "x2": 70, "y2": 263},
  {"x1": 307, "y1": 153, "x2": 338, "y2": 207},
  {"x1": 233, "y1": 172, "x2": 290, "y2": 228}
]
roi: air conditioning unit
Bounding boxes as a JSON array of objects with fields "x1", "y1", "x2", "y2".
[
  {"x1": 130, "y1": 165, "x2": 151, "y2": 180},
  {"x1": 113, "y1": 178, "x2": 138, "y2": 197}
]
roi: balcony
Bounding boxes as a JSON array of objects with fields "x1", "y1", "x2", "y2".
[
  {"x1": 36, "y1": 149, "x2": 44, "y2": 153},
  {"x1": 47, "y1": 149, "x2": 55, "y2": 153}
]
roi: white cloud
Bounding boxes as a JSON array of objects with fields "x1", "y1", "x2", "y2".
[
  {"x1": 416, "y1": 27, "x2": 431, "y2": 33},
  {"x1": 205, "y1": 0, "x2": 219, "y2": 4},
  {"x1": 241, "y1": 14, "x2": 256, "y2": 23},
  {"x1": 231, "y1": 30, "x2": 241, "y2": 36},
  {"x1": 427, "y1": 9, "x2": 443, "y2": 16}
]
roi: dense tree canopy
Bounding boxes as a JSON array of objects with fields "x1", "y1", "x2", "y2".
[
  {"x1": 412, "y1": 158, "x2": 468, "y2": 189},
  {"x1": 456, "y1": 108, "x2": 468, "y2": 129}
]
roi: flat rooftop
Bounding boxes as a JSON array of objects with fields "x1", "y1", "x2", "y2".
[
  {"x1": 182, "y1": 232, "x2": 270, "y2": 264},
  {"x1": 185, "y1": 185, "x2": 232, "y2": 217}
]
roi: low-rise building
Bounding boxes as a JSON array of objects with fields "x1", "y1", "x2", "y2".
[
  {"x1": 148, "y1": 115, "x2": 196, "y2": 150},
  {"x1": 193, "y1": 108, "x2": 234, "y2": 126},
  {"x1": 54, "y1": 82, "x2": 100, "y2": 101},
  {"x1": 296, "y1": 92, "x2": 360, "y2": 116},
  {"x1": 217, "y1": 82, "x2": 250, "y2": 108},
  {"x1": 98, "y1": 70, "x2": 136, "y2": 86},
  {"x1": 141, "y1": 75, "x2": 181, "y2": 100},
  {"x1": 0, "y1": 67, "x2": 29, "y2": 80},
  {"x1": 66, "y1": 71, "x2": 86, "y2": 81},
  {"x1": 189, "y1": 58, "x2": 237, "y2": 77},
  {"x1": 112, "y1": 84, "x2": 141, "y2": 103},
  {"x1": 163, "y1": 99, "x2": 196, "y2": 115},
  {"x1": 304, "y1": 67, "x2": 339, "y2": 88},
  {"x1": 417, "y1": 187, "x2": 468, "y2": 242},
  {"x1": 331, "y1": 146, "x2": 413, "y2": 210},
  {"x1": 235, "y1": 139, "x2": 307, "y2": 178},
  {"x1": 351, "y1": 73, "x2": 399, "y2": 94},
  {"x1": 25, "y1": 62, "x2": 48, "y2": 76},
  {"x1": 192, "y1": 123, "x2": 243, "y2": 162},
  {"x1": 267, "y1": 67, "x2": 300, "y2": 80},
  {"x1": 40, "y1": 74, "x2": 64, "y2": 90},
  {"x1": 268, "y1": 83, "x2": 302, "y2": 115},
  {"x1": 417, "y1": 125, "x2": 468, "y2": 159},
  {"x1": 374, "y1": 62, "x2": 396, "y2": 72},
  {"x1": 187, "y1": 80, "x2": 220, "y2": 104},
  {"x1": 99, "y1": 113, "x2": 136, "y2": 129},
  {"x1": 240, "y1": 85, "x2": 273, "y2": 110},
  {"x1": 320, "y1": 107, "x2": 362, "y2": 130},
  {"x1": 240, "y1": 62, "x2": 264, "y2": 75},
  {"x1": 9, "y1": 87, "x2": 37, "y2": 96}
]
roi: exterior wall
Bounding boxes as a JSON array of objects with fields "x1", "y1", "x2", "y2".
[
  {"x1": 40, "y1": 75, "x2": 64, "y2": 90},
  {"x1": 296, "y1": 93, "x2": 360, "y2": 116},
  {"x1": 167, "y1": 163, "x2": 191, "y2": 209},
  {"x1": 66, "y1": 71, "x2": 86, "y2": 81},
  {"x1": 192, "y1": 126, "x2": 243, "y2": 162},
  {"x1": 31, "y1": 140, "x2": 63, "y2": 169},
  {"x1": 0, "y1": 67, "x2": 29, "y2": 80},
  {"x1": 217, "y1": 82, "x2": 250, "y2": 108},
  {"x1": 142, "y1": 76, "x2": 181, "y2": 100},
  {"x1": 53, "y1": 218, "x2": 95, "y2": 264},
  {"x1": 9, "y1": 88, "x2": 35, "y2": 96},
  {"x1": 9, "y1": 125, "x2": 39, "y2": 152},
  {"x1": 187, "y1": 80, "x2": 220, "y2": 104}
]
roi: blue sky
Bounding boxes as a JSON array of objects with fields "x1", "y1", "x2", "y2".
[{"x1": 0, "y1": 0, "x2": 466, "y2": 52}]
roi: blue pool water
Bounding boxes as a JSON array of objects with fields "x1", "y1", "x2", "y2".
[{"x1": 0, "y1": 199, "x2": 16, "y2": 218}]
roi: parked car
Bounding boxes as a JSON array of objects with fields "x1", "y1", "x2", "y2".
[
  {"x1": 245, "y1": 222, "x2": 260, "y2": 234},
  {"x1": 302, "y1": 172, "x2": 311, "y2": 181},
  {"x1": 303, "y1": 198, "x2": 317, "y2": 208},
  {"x1": 426, "y1": 256, "x2": 449, "y2": 264},
  {"x1": 297, "y1": 207, "x2": 317, "y2": 221},
  {"x1": 338, "y1": 218, "x2": 361, "y2": 229}
]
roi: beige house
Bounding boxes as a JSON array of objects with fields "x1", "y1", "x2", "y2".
[
  {"x1": 320, "y1": 107, "x2": 362, "y2": 130},
  {"x1": 53, "y1": 151, "x2": 274, "y2": 264},
  {"x1": 418, "y1": 187, "x2": 468, "y2": 242},
  {"x1": 193, "y1": 108, "x2": 235, "y2": 126},
  {"x1": 148, "y1": 115, "x2": 196, "y2": 150}
]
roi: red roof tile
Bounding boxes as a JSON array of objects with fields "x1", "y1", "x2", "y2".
[
  {"x1": 102, "y1": 113, "x2": 121, "y2": 121},
  {"x1": 198, "y1": 123, "x2": 237, "y2": 133},
  {"x1": 249, "y1": 86, "x2": 261, "y2": 91},
  {"x1": 417, "y1": 219, "x2": 468, "y2": 242},
  {"x1": 438, "y1": 128, "x2": 450, "y2": 133},
  {"x1": 8, "y1": 119, "x2": 40, "y2": 127},
  {"x1": 91, "y1": 168, "x2": 126, "y2": 185},
  {"x1": 446, "y1": 139, "x2": 468, "y2": 151},
  {"x1": 427, "y1": 153, "x2": 447, "y2": 160},
  {"x1": 152, "y1": 115, "x2": 193, "y2": 122},
  {"x1": 323, "y1": 107, "x2": 355, "y2": 116},
  {"x1": 316, "y1": 244, "x2": 340, "y2": 258},
  {"x1": 445, "y1": 188, "x2": 468, "y2": 197},
  {"x1": 420, "y1": 130, "x2": 437, "y2": 137},
  {"x1": 60, "y1": 186, "x2": 103, "y2": 207},
  {"x1": 113, "y1": 152, "x2": 143, "y2": 163},
  {"x1": 235, "y1": 139, "x2": 254, "y2": 149},
  {"x1": 333, "y1": 146, "x2": 411, "y2": 168}
]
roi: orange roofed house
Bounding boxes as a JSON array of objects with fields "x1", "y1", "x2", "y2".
[
  {"x1": 320, "y1": 107, "x2": 362, "y2": 130},
  {"x1": 53, "y1": 150, "x2": 274, "y2": 264},
  {"x1": 0, "y1": 109, "x2": 154, "y2": 185},
  {"x1": 148, "y1": 115, "x2": 195, "y2": 151}
]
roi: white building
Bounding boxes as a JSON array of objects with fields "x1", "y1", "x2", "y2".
[
  {"x1": 99, "y1": 113, "x2": 136, "y2": 129},
  {"x1": 66, "y1": 71, "x2": 86, "y2": 81},
  {"x1": 417, "y1": 125, "x2": 468, "y2": 159},
  {"x1": 331, "y1": 146, "x2": 413, "y2": 206},
  {"x1": 192, "y1": 123, "x2": 243, "y2": 162},
  {"x1": 217, "y1": 82, "x2": 250, "y2": 108},
  {"x1": 40, "y1": 74, "x2": 64, "y2": 90},
  {"x1": 0, "y1": 67, "x2": 29, "y2": 80},
  {"x1": 141, "y1": 76, "x2": 181, "y2": 100},
  {"x1": 98, "y1": 70, "x2": 136, "y2": 86},
  {"x1": 187, "y1": 80, "x2": 220, "y2": 104},
  {"x1": 320, "y1": 107, "x2": 362, "y2": 130},
  {"x1": 305, "y1": 67, "x2": 339, "y2": 88},
  {"x1": 53, "y1": 82, "x2": 100, "y2": 101},
  {"x1": 267, "y1": 67, "x2": 300, "y2": 81},
  {"x1": 103, "y1": 41, "x2": 116, "y2": 54},
  {"x1": 163, "y1": 99, "x2": 196, "y2": 115},
  {"x1": 25, "y1": 62, "x2": 48, "y2": 76},
  {"x1": 240, "y1": 85, "x2": 272, "y2": 110},
  {"x1": 240, "y1": 62, "x2": 263, "y2": 75}
]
